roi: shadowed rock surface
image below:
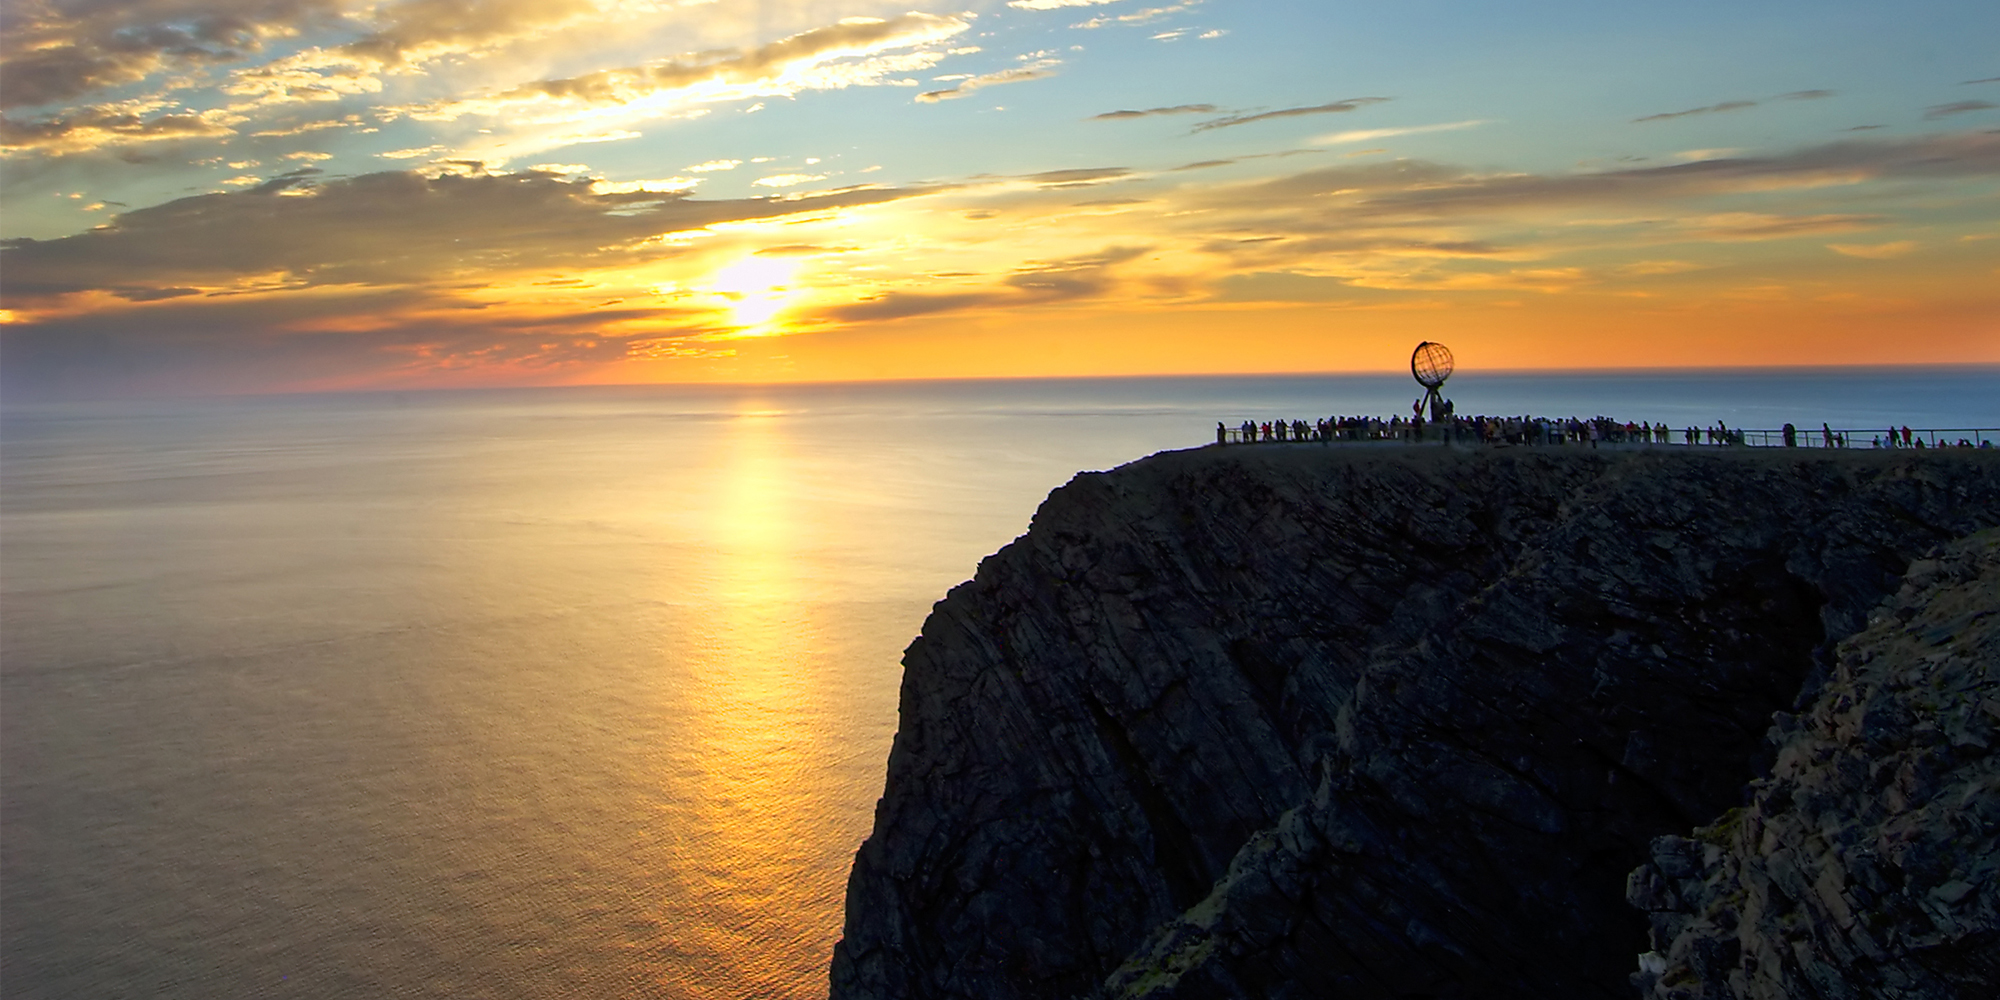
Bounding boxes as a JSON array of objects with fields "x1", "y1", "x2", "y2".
[
  {"x1": 829, "y1": 446, "x2": 2000, "y2": 1000},
  {"x1": 1630, "y1": 528, "x2": 2000, "y2": 1000}
]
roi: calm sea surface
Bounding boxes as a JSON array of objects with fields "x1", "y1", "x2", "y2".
[{"x1": 5, "y1": 369, "x2": 1996, "y2": 999}]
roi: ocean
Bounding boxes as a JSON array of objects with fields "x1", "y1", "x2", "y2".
[{"x1": 4, "y1": 368, "x2": 1996, "y2": 999}]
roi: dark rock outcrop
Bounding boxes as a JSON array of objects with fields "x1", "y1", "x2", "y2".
[
  {"x1": 831, "y1": 446, "x2": 2000, "y2": 1000},
  {"x1": 1630, "y1": 529, "x2": 2000, "y2": 999}
]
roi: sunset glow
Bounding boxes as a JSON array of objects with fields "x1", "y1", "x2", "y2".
[{"x1": 2, "y1": 1, "x2": 1996, "y2": 397}]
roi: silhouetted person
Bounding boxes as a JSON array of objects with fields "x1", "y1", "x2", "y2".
[{"x1": 1783, "y1": 423, "x2": 1796, "y2": 447}]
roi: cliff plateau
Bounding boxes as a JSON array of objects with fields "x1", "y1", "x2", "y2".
[{"x1": 831, "y1": 446, "x2": 2000, "y2": 1000}]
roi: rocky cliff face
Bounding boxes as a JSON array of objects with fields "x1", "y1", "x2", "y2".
[
  {"x1": 1629, "y1": 529, "x2": 1999, "y2": 999},
  {"x1": 831, "y1": 446, "x2": 2000, "y2": 1000}
]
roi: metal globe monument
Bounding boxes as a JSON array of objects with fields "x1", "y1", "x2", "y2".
[{"x1": 1412, "y1": 341, "x2": 1454, "y2": 422}]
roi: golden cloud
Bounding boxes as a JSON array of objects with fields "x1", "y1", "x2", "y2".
[
  {"x1": 1828, "y1": 240, "x2": 1918, "y2": 259},
  {"x1": 411, "y1": 13, "x2": 971, "y2": 122}
]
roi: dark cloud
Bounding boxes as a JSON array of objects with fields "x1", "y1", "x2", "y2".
[
  {"x1": 816, "y1": 275, "x2": 1104, "y2": 324},
  {"x1": 0, "y1": 106, "x2": 236, "y2": 151},
  {"x1": 1191, "y1": 98, "x2": 1390, "y2": 132},
  {"x1": 0, "y1": 0, "x2": 338, "y2": 109},
  {"x1": 1191, "y1": 132, "x2": 2000, "y2": 242},
  {"x1": 1633, "y1": 100, "x2": 1758, "y2": 123},
  {"x1": 1194, "y1": 234, "x2": 1512, "y2": 266},
  {"x1": 1018, "y1": 167, "x2": 1132, "y2": 187},
  {"x1": 0, "y1": 294, "x2": 652, "y2": 400},
  {"x1": 1090, "y1": 104, "x2": 1216, "y2": 120},
  {"x1": 0, "y1": 168, "x2": 928, "y2": 299},
  {"x1": 114, "y1": 285, "x2": 204, "y2": 301},
  {"x1": 1780, "y1": 90, "x2": 1835, "y2": 100},
  {"x1": 1012, "y1": 245, "x2": 1149, "y2": 273},
  {"x1": 754, "y1": 243, "x2": 856, "y2": 256},
  {"x1": 1964, "y1": 77, "x2": 2000, "y2": 85},
  {"x1": 1685, "y1": 212, "x2": 1880, "y2": 240},
  {"x1": 1360, "y1": 131, "x2": 2000, "y2": 216},
  {"x1": 1170, "y1": 159, "x2": 1235, "y2": 171},
  {"x1": 915, "y1": 59, "x2": 1057, "y2": 103},
  {"x1": 818, "y1": 290, "x2": 1009, "y2": 323},
  {"x1": 1925, "y1": 100, "x2": 1996, "y2": 119},
  {"x1": 813, "y1": 245, "x2": 1141, "y2": 323}
]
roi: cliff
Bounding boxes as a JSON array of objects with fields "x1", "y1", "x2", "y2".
[
  {"x1": 1629, "y1": 528, "x2": 1999, "y2": 999},
  {"x1": 831, "y1": 446, "x2": 2000, "y2": 1000}
]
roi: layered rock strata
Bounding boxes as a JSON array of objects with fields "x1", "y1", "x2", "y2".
[
  {"x1": 831, "y1": 446, "x2": 2000, "y2": 1000},
  {"x1": 1630, "y1": 529, "x2": 1999, "y2": 999}
]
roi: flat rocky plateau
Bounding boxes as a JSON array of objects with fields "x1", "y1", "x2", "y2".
[{"x1": 832, "y1": 445, "x2": 2000, "y2": 1000}]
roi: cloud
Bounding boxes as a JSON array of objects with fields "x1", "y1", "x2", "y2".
[
  {"x1": 0, "y1": 106, "x2": 241, "y2": 154},
  {"x1": 1633, "y1": 100, "x2": 1758, "y2": 123},
  {"x1": 221, "y1": 0, "x2": 619, "y2": 105},
  {"x1": 1007, "y1": 0, "x2": 1122, "y2": 8},
  {"x1": 1192, "y1": 98, "x2": 1389, "y2": 132},
  {"x1": 1780, "y1": 90, "x2": 1835, "y2": 100},
  {"x1": 1925, "y1": 100, "x2": 1996, "y2": 119},
  {"x1": 1684, "y1": 212, "x2": 1880, "y2": 241},
  {"x1": 1963, "y1": 76, "x2": 2000, "y2": 85},
  {"x1": 1828, "y1": 240, "x2": 1917, "y2": 258},
  {"x1": 336, "y1": 0, "x2": 603, "y2": 68},
  {"x1": 0, "y1": 289, "x2": 678, "y2": 399},
  {"x1": 1305, "y1": 131, "x2": 2000, "y2": 218},
  {"x1": 687, "y1": 159, "x2": 742, "y2": 172},
  {"x1": 1017, "y1": 167, "x2": 1132, "y2": 187},
  {"x1": 1312, "y1": 119, "x2": 1487, "y2": 145},
  {"x1": 0, "y1": 167, "x2": 928, "y2": 300},
  {"x1": 411, "y1": 13, "x2": 972, "y2": 120},
  {"x1": 813, "y1": 246, "x2": 1143, "y2": 323},
  {"x1": 754, "y1": 244, "x2": 855, "y2": 256},
  {"x1": 1618, "y1": 260, "x2": 1705, "y2": 277},
  {"x1": 751, "y1": 173, "x2": 828, "y2": 188},
  {"x1": 1176, "y1": 131, "x2": 2000, "y2": 278},
  {"x1": 0, "y1": 0, "x2": 336, "y2": 109},
  {"x1": 1090, "y1": 104, "x2": 1216, "y2": 120},
  {"x1": 916, "y1": 59, "x2": 1059, "y2": 103},
  {"x1": 817, "y1": 289, "x2": 1009, "y2": 322},
  {"x1": 1071, "y1": 4, "x2": 1189, "y2": 29}
]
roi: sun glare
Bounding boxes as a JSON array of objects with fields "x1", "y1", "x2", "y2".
[{"x1": 709, "y1": 257, "x2": 798, "y2": 333}]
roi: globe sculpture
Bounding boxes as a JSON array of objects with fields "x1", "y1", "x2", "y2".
[{"x1": 1411, "y1": 341, "x2": 1454, "y2": 422}]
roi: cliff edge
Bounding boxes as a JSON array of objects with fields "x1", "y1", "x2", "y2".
[{"x1": 831, "y1": 446, "x2": 2000, "y2": 1000}]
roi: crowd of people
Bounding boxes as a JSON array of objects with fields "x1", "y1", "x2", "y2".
[
  {"x1": 1222, "y1": 414, "x2": 1710, "y2": 446},
  {"x1": 1215, "y1": 415, "x2": 1996, "y2": 449}
]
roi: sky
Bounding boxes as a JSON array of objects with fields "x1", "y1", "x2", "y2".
[{"x1": 1, "y1": 0, "x2": 1996, "y2": 398}]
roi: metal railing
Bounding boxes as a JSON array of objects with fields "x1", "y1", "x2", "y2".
[
  {"x1": 1211, "y1": 424, "x2": 1999, "y2": 449},
  {"x1": 1730, "y1": 428, "x2": 1997, "y2": 449}
]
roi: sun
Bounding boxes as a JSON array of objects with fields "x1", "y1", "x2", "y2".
[{"x1": 709, "y1": 256, "x2": 798, "y2": 333}]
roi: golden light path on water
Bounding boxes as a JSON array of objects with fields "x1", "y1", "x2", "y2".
[{"x1": 666, "y1": 408, "x2": 834, "y2": 997}]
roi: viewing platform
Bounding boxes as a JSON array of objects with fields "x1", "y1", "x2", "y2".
[{"x1": 1213, "y1": 420, "x2": 1999, "y2": 449}]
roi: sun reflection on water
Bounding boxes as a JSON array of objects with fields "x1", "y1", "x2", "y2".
[{"x1": 653, "y1": 406, "x2": 841, "y2": 998}]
